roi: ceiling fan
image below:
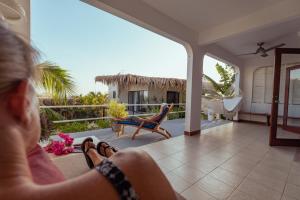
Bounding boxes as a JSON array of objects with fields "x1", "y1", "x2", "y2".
[{"x1": 237, "y1": 42, "x2": 286, "y2": 57}]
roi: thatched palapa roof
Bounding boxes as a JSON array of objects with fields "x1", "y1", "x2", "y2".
[{"x1": 95, "y1": 74, "x2": 187, "y2": 90}]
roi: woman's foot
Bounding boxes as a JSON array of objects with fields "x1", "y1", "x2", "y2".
[
  {"x1": 97, "y1": 142, "x2": 118, "y2": 158},
  {"x1": 81, "y1": 138, "x2": 104, "y2": 168}
]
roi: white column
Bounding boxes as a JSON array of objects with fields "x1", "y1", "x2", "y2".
[
  {"x1": 233, "y1": 66, "x2": 241, "y2": 121},
  {"x1": 184, "y1": 45, "x2": 204, "y2": 135}
]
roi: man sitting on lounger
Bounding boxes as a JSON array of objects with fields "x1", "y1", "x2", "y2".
[
  {"x1": 118, "y1": 104, "x2": 169, "y2": 123},
  {"x1": 114, "y1": 104, "x2": 173, "y2": 139}
]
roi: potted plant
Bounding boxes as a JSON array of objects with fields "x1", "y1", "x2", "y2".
[{"x1": 107, "y1": 100, "x2": 128, "y2": 133}]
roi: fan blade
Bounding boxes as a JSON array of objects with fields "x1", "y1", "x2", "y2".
[
  {"x1": 236, "y1": 52, "x2": 257, "y2": 56},
  {"x1": 265, "y1": 43, "x2": 285, "y2": 52},
  {"x1": 257, "y1": 42, "x2": 264, "y2": 47}
]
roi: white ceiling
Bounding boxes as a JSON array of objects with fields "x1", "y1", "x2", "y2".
[
  {"x1": 140, "y1": 0, "x2": 300, "y2": 60},
  {"x1": 216, "y1": 17, "x2": 300, "y2": 57},
  {"x1": 87, "y1": 0, "x2": 300, "y2": 62},
  {"x1": 141, "y1": 0, "x2": 281, "y2": 32}
]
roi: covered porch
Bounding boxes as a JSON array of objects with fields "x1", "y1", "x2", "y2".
[
  {"x1": 53, "y1": 0, "x2": 300, "y2": 198},
  {"x1": 80, "y1": 0, "x2": 300, "y2": 141},
  {"x1": 2, "y1": 0, "x2": 300, "y2": 199},
  {"x1": 4, "y1": 0, "x2": 300, "y2": 143},
  {"x1": 52, "y1": 122, "x2": 300, "y2": 199}
]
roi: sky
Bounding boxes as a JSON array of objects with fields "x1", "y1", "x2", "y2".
[{"x1": 31, "y1": 0, "x2": 222, "y2": 95}]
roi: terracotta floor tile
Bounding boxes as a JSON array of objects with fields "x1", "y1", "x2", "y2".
[
  {"x1": 156, "y1": 157, "x2": 183, "y2": 171},
  {"x1": 252, "y1": 164, "x2": 289, "y2": 182},
  {"x1": 283, "y1": 184, "x2": 300, "y2": 200},
  {"x1": 181, "y1": 185, "x2": 216, "y2": 200},
  {"x1": 287, "y1": 173, "x2": 300, "y2": 187},
  {"x1": 228, "y1": 190, "x2": 257, "y2": 200},
  {"x1": 165, "y1": 172, "x2": 192, "y2": 193},
  {"x1": 247, "y1": 170, "x2": 286, "y2": 193},
  {"x1": 281, "y1": 195, "x2": 298, "y2": 200},
  {"x1": 195, "y1": 175, "x2": 235, "y2": 199},
  {"x1": 209, "y1": 167, "x2": 244, "y2": 187},
  {"x1": 172, "y1": 165, "x2": 207, "y2": 184},
  {"x1": 238, "y1": 179, "x2": 282, "y2": 200}
]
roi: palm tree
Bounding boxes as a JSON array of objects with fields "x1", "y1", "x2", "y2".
[
  {"x1": 37, "y1": 61, "x2": 76, "y2": 139},
  {"x1": 203, "y1": 63, "x2": 235, "y2": 97},
  {"x1": 37, "y1": 61, "x2": 76, "y2": 104}
]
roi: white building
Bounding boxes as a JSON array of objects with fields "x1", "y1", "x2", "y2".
[{"x1": 95, "y1": 74, "x2": 215, "y2": 112}]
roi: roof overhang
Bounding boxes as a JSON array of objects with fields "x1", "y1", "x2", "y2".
[{"x1": 83, "y1": 0, "x2": 300, "y2": 65}]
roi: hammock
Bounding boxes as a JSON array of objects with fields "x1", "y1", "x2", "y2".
[{"x1": 202, "y1": 96, "x2": 243, "y2": 119}]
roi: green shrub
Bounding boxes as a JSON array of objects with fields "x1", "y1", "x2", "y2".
[
  {"x1": 108, "y1": 100, "x2": 128, "y2": 118},
  {"x1": 201, "y1": 113, "x2": 208, "y2": 120},
  {"x1": 149, "y1": 106, "x2": 160, "y2": 114},
  {"x1": 167, "y1": 106, "x2": 185, "y2": 120},
  {"x1": 168, "y1": 112, "x2": 180, "y2": 120},
  {"x1": 54, "y1": 122, "x2": 89, "y2": 133},
  {"x1": 53, "y1": 119, "x2": 112, "y2": 134},
  {"x1": 72, "y1": 92, "x2": 109, "y2": 105},
  {"x1": 97, "y1": 120, "x2": 111, "y2": 129}
]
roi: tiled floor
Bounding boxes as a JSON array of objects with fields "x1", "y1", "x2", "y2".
[{"x1": 136, "y1": 122, "x2": 300, "y2": 200}]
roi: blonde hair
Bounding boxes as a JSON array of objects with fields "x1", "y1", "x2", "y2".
[{"x1": 0, "y1": 22, "x2": 38, "y2": 94}]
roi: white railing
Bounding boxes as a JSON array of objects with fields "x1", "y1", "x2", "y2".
[
  {"x1": 40, "y1": 103, "x2": 186, "y2": 124},
  {"x1": 39, "y1": 103, "x2": 186, "y2": 109},
  {"x1": 50, "y1": 111, "x2": 186, "y2": 124}
]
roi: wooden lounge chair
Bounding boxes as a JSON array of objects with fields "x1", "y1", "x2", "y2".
[{"x1": 114, "y1": 104, "x2": 174, "y2": 140}]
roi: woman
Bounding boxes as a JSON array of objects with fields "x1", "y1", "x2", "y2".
[{"x1": 0, "y1": 23, "x2": 177, "y2": 200}]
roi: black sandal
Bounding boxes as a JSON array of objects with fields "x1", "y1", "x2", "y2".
[
  {"x1": 81, "y1": 137, "x2": 96, "y2": 169},
  {"x1": 97, "y1": 141, "x2": 118, "y2": 157}
]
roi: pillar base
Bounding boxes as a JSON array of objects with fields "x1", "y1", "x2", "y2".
[{"x1": 184, "y1": 130, "x2": 200, "y2": 136}]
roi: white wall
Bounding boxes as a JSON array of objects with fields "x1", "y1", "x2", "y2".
[{"x1": 107, "y1": 84, "x2": 118, "y2": 100}]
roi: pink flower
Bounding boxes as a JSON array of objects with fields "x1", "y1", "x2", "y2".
[
  {"x1": 63, "y1": 146, "x2": 74, "y2": 154},
  {"x1": 58, "y1": 133, "x2": 68, "y2": 139},
  {"x1": 44, "y1": 139, "x2": 74, "y2": 156},
  {"x1": 51, "y1": 141, "x2": 65, "y2": 155},
  {"x1": 64, "y1": 137, "x2": 74, "y2": 146},
  {"x1": 58, "y1": 133, "x2": 74, "y2": 146},
  {"x1": 44, "y1": 141, "x2": 54, "y2": 153}
]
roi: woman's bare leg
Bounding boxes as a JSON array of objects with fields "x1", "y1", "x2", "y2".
[
  {"x1": 84, "y1": 141, "x2": 177, "y2": 200},
  {"x1": 109, "y1": 149, "x2": 176, "y2": 199}
]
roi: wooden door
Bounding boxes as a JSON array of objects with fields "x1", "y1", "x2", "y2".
[
  {"x1": 269, "y1": 48, "x2": 300, "y2": 146},
  {"x1": 282, "y1": 65, "x2": 300, "y2": 134}
]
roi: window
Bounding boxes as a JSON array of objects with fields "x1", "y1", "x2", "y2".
[
  {"x1": 140, "y1": 91, "x2": 148, "y2": 104},
  {"x1": 167, "y1": 91, "x2": 180, "y2": 104},
  {"x1": 252, "y1": 64, "x2": 300, "y2": 104},
  {"x1": 112, "y1": 91, "x2": 116, "y2": 98},
  {"x1": 128, "y1": 90, "x2": 148, "y2": 112},
  {"x1": 252, "y1": 66, "x2": 273, "y2": 103}
]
